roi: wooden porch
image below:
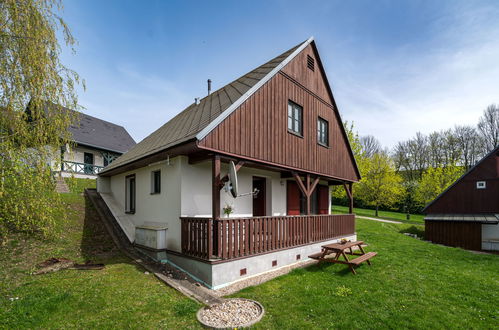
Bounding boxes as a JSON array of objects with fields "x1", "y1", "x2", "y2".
[{"x1": 180, "y1": 214, "x2": 355, "y2": 260}]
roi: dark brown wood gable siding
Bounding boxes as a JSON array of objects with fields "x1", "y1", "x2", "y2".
[
  {"x1": 280, "y1": 44, "x2": 333, "y2": 105},
  {"x1": 198, "y1": 70, "x2": 358, "y2": 181},
  {"x1": 425, "y1": 153, "x2": 499, "y2": 214},
  {"x1": 425, "y1": 221, "x2": 482, "y2": 251}
]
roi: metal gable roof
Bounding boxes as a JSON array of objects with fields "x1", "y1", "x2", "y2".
[
  {"x1": 101, "y1": 39, "x2": 310, "y2": 174},
  {"x1": 69, "y1": 111, "x2": 136, "y2": 153}
]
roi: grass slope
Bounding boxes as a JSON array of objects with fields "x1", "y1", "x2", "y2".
[
  {"x1": 1, "y1": 181, "x2": 497, "y2": 328},
  {"x1": 0, "y1": 185, "x2": 199, "y2": 329},
  {"x1": 333, "y1": 205, "x2": 425, "y2": 224},
  {"x1": 232, "y1": 219, "x2": 499, "y2": 329}
]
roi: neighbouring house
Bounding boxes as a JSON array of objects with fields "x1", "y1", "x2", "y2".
[
  {"x1": 423, "y1": 145, "x2": 499, "y2": 251},
  {"x1": 49, "y1": 107, "x2": 136, "y2": 179},
  {"x1": 96, "y1": 37, "x2": 361, "y2": 289}
]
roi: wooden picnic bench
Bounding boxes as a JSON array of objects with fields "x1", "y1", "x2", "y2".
[{"x1": 309, "y1": 240, "x2": 377, "y2": 274}]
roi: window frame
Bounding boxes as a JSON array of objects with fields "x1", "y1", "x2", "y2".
[
  {"x1": 150, "y1": 170, "x2": 161, "y2": 195},
  {"x1": 287, "y1": 100, "x2": 303, "y2": 137},
  {"x1": 317, "y1": 117, "x2": 329, "y2": 147},
  {"x1": 125, "y1": 174, "x2": 136, "y2": 214},
  {"x1": 476, "y1": 181, "x2": 486, "y2": 189}
]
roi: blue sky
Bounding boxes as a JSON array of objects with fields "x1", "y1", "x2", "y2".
[{"x1": 61, "y1": 0, "x2": 499, "y2": 148}]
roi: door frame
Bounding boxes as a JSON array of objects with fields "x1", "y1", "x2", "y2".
[{"x1": 252, "y1": 176, "x2": 267, "y2": 216}]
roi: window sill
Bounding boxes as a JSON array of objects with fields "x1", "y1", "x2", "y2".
[
  {"x1": 125, "y1": 211, "x2": 135, "y2": 214},
  {"x1": 287, "y1": 130, "x2": 303, "y2": 139},
  {"x1": 150, "y1": 192, "x2": 161, "y2": 195},
  {"x1": 318, "y1": 142, "x2": 330, "y2": 149}
]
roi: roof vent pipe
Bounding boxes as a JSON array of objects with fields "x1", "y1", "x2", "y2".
[
  {"x1": 194, "y1": 97, "x2": 200, "y2": 105},
  {"x1": 207, "y1": 79, "x2": 212, "y2": 95}
]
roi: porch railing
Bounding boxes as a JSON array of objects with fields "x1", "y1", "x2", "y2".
[
  {"x1": 180, "y1": 214, "x2": 355, "y2": 260},
  {"x1": 61, "y1": 160, "x2": 104, "y2": 175}
]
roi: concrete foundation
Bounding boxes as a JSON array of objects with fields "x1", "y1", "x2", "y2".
[{"x1": 165, "y1": 234, "x2": 356, "y2": 290}]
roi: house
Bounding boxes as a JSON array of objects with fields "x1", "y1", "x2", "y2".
[
  {"x1": 51, "y1": 107, "x2": 136, "y2": 178},
  {"x1": 423, "y1": 145, "x2": 499, "y2": 251},
  {"x1": 96, "y1": 37, "x2": 361, "y2": 289}
]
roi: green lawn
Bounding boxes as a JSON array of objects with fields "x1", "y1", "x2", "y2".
[
  {"x1": 233, "y1": 219, "x2": 499, "y2": 329},
  {"x1": 0, "y1": 186, "x2": 200, "y2": 329},
  {"x1": 334, "y1": 205, "x2": 425, "y2": 224},
  {"x1": 1, "y1": 184, "x2": 498, "y2": 329}
]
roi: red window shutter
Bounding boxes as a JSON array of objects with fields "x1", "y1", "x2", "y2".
[
  {"x1": 287, "y1": 181, "x2": 301, "y2": 215},
  {"x1": 318, "y1": 185, "x2": 329, "y2": 214}
]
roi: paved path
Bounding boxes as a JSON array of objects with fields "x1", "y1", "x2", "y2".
[{"x1": 356, "y1": 215, "x2": 402, "y2": 224}]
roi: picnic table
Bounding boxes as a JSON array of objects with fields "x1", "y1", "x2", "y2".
[{"x1": 308, "y1": 240, "x2": 377, "y2": 274}]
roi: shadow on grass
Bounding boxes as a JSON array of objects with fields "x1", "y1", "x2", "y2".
[
  {"x1": 302, "y1": 261, "x2": 353, "y2": 276},
  {"x1": 80, "y1": 195, "x2": 124, "y2": 265}
]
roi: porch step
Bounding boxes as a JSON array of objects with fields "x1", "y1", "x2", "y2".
[{"x1": 55, "y1": 177, "x2": 70, "y2": 193}]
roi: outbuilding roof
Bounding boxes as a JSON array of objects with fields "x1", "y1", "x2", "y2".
[
  {"x1": 69, "y1": 110, "x2": 136, "y2": 154},
  {"x1": 424, "y1": 214, "x2": 499, "y2": 224},
  {"x1": 101, "y1": 39, "x2": 309, "y2": 173}
]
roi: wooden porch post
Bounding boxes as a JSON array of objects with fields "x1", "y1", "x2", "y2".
[
  {"x1": 343, "y1": 182, "x2": 354, "y2": 214},
  {"x1": 306, "y1": 174, "x2": 311, "y2": 215},
  {"x1": 212, "y1": 155, "x2": 221, "y2": 257},
  {"x1": 348, "y1": 183, "x2": 354, "y2": 214}
]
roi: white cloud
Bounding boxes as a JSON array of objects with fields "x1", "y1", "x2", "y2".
[{"x1": 334, "y1": 3, "x2": 499, "y2": 148}]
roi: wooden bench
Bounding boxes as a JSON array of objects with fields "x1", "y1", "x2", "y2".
[
  {"x1": 308, "y1": 252, "x2": 324, "y2": 260},
  {"x1": 348, "y1": 252, "x2": 377, "y2": 266}
]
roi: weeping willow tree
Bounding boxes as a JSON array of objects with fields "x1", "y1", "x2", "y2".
[{"x1": 0, "y1": 0, "x2": 83, "y2": 243}]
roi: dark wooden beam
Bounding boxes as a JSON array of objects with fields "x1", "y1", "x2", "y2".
[
  {"x1": 308, "y1": 176, "x2": 320, "y2": 197},
  {"x1": 343, "y1": 182, "x2": 354, "y2": 214},
  {"x1": 292, "y1": 172, "x2": 307, "y2": 196},
  {"x1": 212, "y1": 155, "x2": 221, "y2": 219},
  {"x1": 306, "y1": 174, "x2": 311, "y2": 215}
]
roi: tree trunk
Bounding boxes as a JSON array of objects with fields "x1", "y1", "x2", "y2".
[{"x1": 375, "y1": 205, "x2": 379, "y2": 217}]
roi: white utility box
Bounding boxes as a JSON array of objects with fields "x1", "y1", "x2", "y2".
[{"x1": 135, "y1": 222, "x2": 167, "y2": 250}]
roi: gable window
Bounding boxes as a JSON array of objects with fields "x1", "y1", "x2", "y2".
[
  {"x1": 125, "y1": 174, "x2": 136, "y2": 213},
  {"x1": 476, "y1": 181, "x2": 486, "y2": 189},
  {"x1": 288, "y1": 101, "x2": 303, "y2": 136},
  {"x1": 151, "y1": 170, "x2": 161, "y2": 194},
  {"x1": 317, "y1": 117, "x2": 329, "y2": 147}
]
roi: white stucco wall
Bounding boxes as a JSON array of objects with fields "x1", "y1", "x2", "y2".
[
  {"x1": 179, "y1": 156, "x2": 287, "y2": 218},
  {"x1": 108, "y1": 158, "x2": 182, "y2": 251},
  {"x1": 63, "y1": 145, "x2": 105, "y2": 167},
  {"x1": 103, "y1": 155, "x2": 333, "y2": 254}
]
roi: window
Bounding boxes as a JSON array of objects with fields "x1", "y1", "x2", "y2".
[
  {"x1": 317, "y1": 117, "x2": 329, "y2": 147},
  {"x1": 83, "y1": 152, "x2": 94, "y2": 174},
  {"x1": 476, "y1": 181, "x2": 486, "y2": 189},
  {"x1": 288, "y1": 101, "x2": 303, "y2": 136},
  {"x1": 307, "y1": 55, "x2": 315, "y2": 71},
  {"x1": 125, "y1": 175, "x2": 136, "y2": 213},
  {"x1": 151, "y1": 170, "x2": 161, "y2": 194}
]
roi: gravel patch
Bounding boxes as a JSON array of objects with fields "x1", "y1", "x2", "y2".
[{"x1": 197, "y1": 298, "x2": 264, "y2": 328}]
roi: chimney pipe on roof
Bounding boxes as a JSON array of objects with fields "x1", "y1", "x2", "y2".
[
  {"x1": 207, "y1": 79, "x2": 212, "y2": 95},
  {"x1": 194, "y1": 97, "x2": 200, "y2": 105}
]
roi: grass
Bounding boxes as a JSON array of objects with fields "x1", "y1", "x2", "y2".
[
  {"x1": 1, "y1": 180, "x2": 497, "y2": 328},
  {"x1": 333, "y1": 205, "x2": 425, "y2": 224},
  {"x1": 0, "y1": 180, "x2": 200, "y2": 329},
  {"x1": 232, "y1": 219, "x2": 499, "y2": 329}
]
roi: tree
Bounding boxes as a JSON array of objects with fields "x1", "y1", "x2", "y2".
[
  {"x1": 453, "y1": 125, "x2": 484, "y2": 169},
  {"x1": 356, "y1": 151, "x2": 404, "y2": 217},
  {"x1": 414, "y1": 165, "x2": 465, "y2": 207},
  {"x1": 0, "y1": 0, "x2": 82, "y2": 242},
  {"x1": 360, "y1": 135, "x2": 381, "y2": 158},
  {"x1": 477, "y1": 104, "x2": 499, "y2": 152}
]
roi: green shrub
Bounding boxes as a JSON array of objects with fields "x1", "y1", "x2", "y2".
[{"x1": 0, "y1": 159, "x2": 65, "y2": 244}]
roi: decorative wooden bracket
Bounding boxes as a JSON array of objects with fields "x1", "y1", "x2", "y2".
[
  {"x1": 343, "y1": 182, "x2": 354, "y2": 214},
  {"x1": 292, "y1": 172, "x2": 321, "y2": 215}
]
